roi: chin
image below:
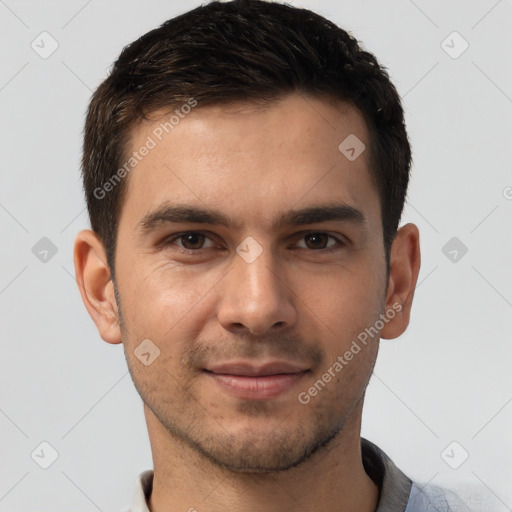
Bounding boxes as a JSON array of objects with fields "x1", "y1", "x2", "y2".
[{"x1": 187, "y1": 418, "x2": 344, "y2": 474}]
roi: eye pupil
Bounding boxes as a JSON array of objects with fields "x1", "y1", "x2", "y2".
[
  {"x1": 181, "y1": 233, "x2": 204, "y2": 249},
  {"x1": 305, "y1": 233, "x2": 328, "y2": 249}
]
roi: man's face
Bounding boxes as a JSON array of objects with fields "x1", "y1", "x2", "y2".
[{"x1": 114, "y1": 94, "x2": 389, "y2": 472}]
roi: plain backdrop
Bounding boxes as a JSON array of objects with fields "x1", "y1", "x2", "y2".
[{"x1": 1, "y1": 1, "x2": 511, "y2": 511}]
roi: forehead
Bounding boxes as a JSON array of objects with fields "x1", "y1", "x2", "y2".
[{"x1": 118, "y1": 94, "x2": 380, "y2": 233}]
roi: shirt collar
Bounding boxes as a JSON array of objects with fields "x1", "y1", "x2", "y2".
[
  {"x1": 131, "y1": 469, "x2": 153, "y2": 512},
  {"x1": 361, "y1": 438, "x2": 413, "y2": 511}
]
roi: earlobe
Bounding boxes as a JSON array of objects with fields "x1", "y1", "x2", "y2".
[
  {"x1": 73, "y1": 229, "x2": 122, "y2": 345},
  {"x1": 380, "y1": 223, "x2": 421, "y2": 340}
]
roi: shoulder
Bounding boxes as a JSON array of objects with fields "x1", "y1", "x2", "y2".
[{"x1": 405, "y1": 483, "x2": 471, "y2": 512}]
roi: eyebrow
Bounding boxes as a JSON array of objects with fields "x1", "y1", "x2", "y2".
[{"x1": 136, "y1": 201, "x2": 367, "y2": 236}]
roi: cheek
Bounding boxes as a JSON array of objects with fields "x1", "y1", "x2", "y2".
[
  {"x1": 296, "y1": 263, "x2": 385, "y2": 358},
  {"x1": 301, "y1": 260, "x2": 385, "y2": 318},
  {"x1": 118, "y1": 260, "x2": 224, "y2": 347}
]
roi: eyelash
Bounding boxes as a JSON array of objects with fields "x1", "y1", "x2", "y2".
[{"x1": 161, "y1": 231, "x2": 346, "y2": 255}]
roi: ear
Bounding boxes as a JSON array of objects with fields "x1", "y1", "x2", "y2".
[
  {"x1": 73, "y1": 229, "x2": 122, "y2": 344},
  {"x1": 380, "y1": 223, "x2": 421, "y2": 340}
]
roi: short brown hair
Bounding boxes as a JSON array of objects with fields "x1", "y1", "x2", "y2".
[{"x1": 81, "y1": 0, "x2": 411, "y2": 277}]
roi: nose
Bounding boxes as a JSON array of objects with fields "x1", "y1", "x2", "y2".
[{"x1": 216, "y1": 246, "x2": 298, "y2": 336}]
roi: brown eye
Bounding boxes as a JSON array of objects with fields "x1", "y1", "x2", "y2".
[
  {"x1": 296, "y1": 232, "x2": 340, "y2": 250},
  {"x1": 164, "y1": 232, "x2": 217, "y2": 252},
  {"x1": 303, "y1": 233, "x2": 329, "y2": 249},
  {"x1": 179, "y1": 233, "x2": 206, "y2": 250}
]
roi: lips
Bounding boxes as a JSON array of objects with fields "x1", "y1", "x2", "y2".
[
  {"x1": 205, "y1": 361, "x2": 308, "y2": 377},
  {"x1": 204, "y1": 360, "x2": 309, "y2": 400}
]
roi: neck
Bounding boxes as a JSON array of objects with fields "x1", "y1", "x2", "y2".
[{"x1": 145, "y1": 401, "x2": 378, "y2": 512}]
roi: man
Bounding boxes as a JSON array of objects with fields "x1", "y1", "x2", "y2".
[{"x1": 73, "y1": 1, "x2": 468, "y2": 510}]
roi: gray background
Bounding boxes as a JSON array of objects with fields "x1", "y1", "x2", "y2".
[{"x1": 1, "y1": 0, "x2": 511, "y2": 510}]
